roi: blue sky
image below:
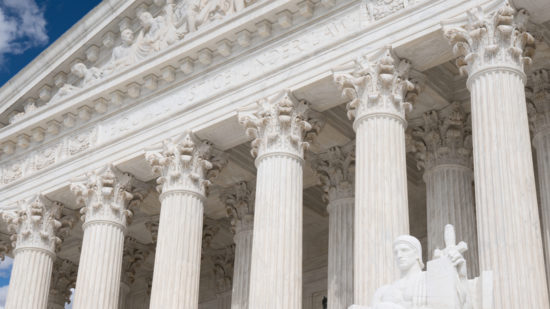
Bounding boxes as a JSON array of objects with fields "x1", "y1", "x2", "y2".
[
  {"x1": 0, "y1": 0, "x2": 101, "y2": 87},
  {"x1": 0, "y1": 2, "x2": 100, "y2": 306}
]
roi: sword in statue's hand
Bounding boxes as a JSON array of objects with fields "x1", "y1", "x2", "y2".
[{"x1": 434, "y1": 224, "x2": 468, "y2": 277}]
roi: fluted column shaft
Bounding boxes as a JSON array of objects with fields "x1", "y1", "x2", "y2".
[
  {"x1": 73, "y1": 223, "x2": 125, "y2": 309},
  {"x1": 248, "y1": 154, "x2": 303, "y2": 308},
  {"x1": 6, "y1": 249, "x2": 54, "y2": 309},
  {"x1": 534, "y1": 128, "x2": 550, "y2": 297},
  {"x1": 217, "y1": 291, "x2": 232, "y2": 309},
  {"x1": 4, "y1": 195, "x2": 67, "y2": 309},
  {"x1": 354, "y1": 115, "x2": 409, "y2": 304},
  {"x1": 327, "y1": 197, "x2": 354, "y2": 309},
  {"x1": 444, "y1": 5, "x2": 549, "y2": 307},
  {"x1": 469, "y1": 67, "x2": 548, "y2": 308},
  {"x1": 119, "y1": 281, "x2": 130, "y2": 309},
  {"x1": 146, "y1": 132, "x2": 226, "y2": 309},
  {"x1": 231, "y1": 228, "x2": 253, "y2": 309},
  {"x1": 423, "y1": 164, "x2": 478, "y2": 276},
  {"x1": 71, "y1": 165, "x2": 146, "y2": 309},
  {"x1": 239, "y1": 91, "x2": 322, "y2": 309},
  {"x1": 149, "y1": 192, "x2": 204, "y2": 308}
]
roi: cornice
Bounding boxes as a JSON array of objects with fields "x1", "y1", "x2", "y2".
[{"x1": 0, "y1": 0, "x2": 500, "y2": 204}]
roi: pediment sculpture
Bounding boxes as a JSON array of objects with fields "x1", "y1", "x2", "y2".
[
  {"x1": 350, "y1": 225, "x2": 492, "y2": 309},
  {"x1": 49, "y1": 0, "x2": 257, "y2": 103}
]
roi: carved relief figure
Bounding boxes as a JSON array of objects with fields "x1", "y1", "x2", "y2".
[
  {"x1": 103, "y1": 29, "x2": 138, "y2": 75},
  {"x1": 136, "y1": 3, "x2": 178, "y2": 59}
]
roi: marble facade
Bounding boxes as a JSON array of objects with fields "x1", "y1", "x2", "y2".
[{"x1": 1, "y1": 0, "x2": 550, "y2": 308}]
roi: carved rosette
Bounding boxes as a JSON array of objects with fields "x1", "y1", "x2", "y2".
[
  {"x1": 145, "y1": 132, "x2": 227, "y2": 198},
  {"x1": 444, "y1": 3, "x2": 536, "y2": 78},
  {"x1": 49, "y1": 258, "x2": 78, "y2": 305},
  {"x1": 70, "y1": 165, "x2": 149, "y2": 229},
  {"x1": 408, "y1": 103, "x2": 473, "y2": 171},
  {"x1": 333, "y1": 47, "x2": 419, "y2": 124},
  {"x1": 212, "y1": 245, "x2": 235, "y2": 295},
  {"x1": 310, "y1": 141, "x2": 355, "y2": 203},
  {"x1": 121, "y1": 237, "x2": 150, "y2": 285},
  {"x1": 2, "y1": 195, "x2": 69, "y2": 255},
  {"x1": 528, "y1": 69, "x2": 550, "y2": 137},
  {"x1": 238, "y1": 90, "x2": 324, "y2": 161},
  {"x1": 221, "y1": 181, "x2": 255, "y2": 235}
]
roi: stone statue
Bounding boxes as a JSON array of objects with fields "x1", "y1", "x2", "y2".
[
  {"x1": 350, "y1": 225, "x2": 493, "y2": 309},
  {"x1": 135, "y1": 3, "x2": 178, "y2": 59},
  {"x1": 52, "y1": 62, "x2": 102, "y2": 101},
  {"x1": 103, "y1": 28, "x2": 138, "y2": 75}
]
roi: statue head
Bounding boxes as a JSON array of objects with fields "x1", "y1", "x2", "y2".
[
  {"x1": 139, "y1": 12, "x2": 154, "y2": 28},
  {"x1": 121, "y1": 29, "x2": 134, "y2": 45},
  {"x1": 393, "y1": 235, "x2": 424, "y2": 273},
  {"x1": 71, "y1": 63, "x2": 87, "y2": 78}
]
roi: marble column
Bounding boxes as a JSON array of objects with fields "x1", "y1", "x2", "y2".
[
  {"x1": 70, "y1": 165, "x2": 148, "y2": 309},
  {"x1": 213, "y1": 245, "x2": 235, "y2": 309},
  {"x1": 238, "y1": 90, "x2": 323, "y2": 308},
  {"x1": 311, "y1": 142, "x2": 355, "y2": 309},
  {"x1": 333, "y1": 47, "x2": 419, "y2": 304},
  {"x1": 409, "y1": 103, "x2": 479, "y2": 277},
  {"x1": 444, "y1": 4, "x2": 549, "y2": 308},
  {"x1": 146, "y1": 132, "x2": 227, "y2": 309},
  {"x1": 47, "y1": 258, "x2": 77, "y2": 309},
  {"x1": 3, "y1": 195, "x2": 68, "y2": 309},
  {"x1": 529, "y1": 68, "x2": 550, "y2": 295},
  {"x1": 221, "y1": 181, "x2": 255, "y2": 309},
  {"x1": 120, "y1": 237, "x2": 149, "y2": 309}
]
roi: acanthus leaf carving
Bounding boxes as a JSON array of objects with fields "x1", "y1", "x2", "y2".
[
  {"x1": 407, "y1": 102, "x2": 472, "y2": 171},
  {"x1": 221, "y1": 180, "x2": 255, "y2": 234},
  {"x1": 121, "y1": 237, "x2": 151, "y2": 285},
  {"x1": 70, "y1": 164, "x2": 149, "y2": 228},
  {"x1": 2, "y1": 194, "x2": 66, "y2": 254},
  {"x1": 333, "y1": 47, "x2": 419, "y2": 122},
  {"x1": 310, "y1": 141, "x2": 355, "y2": 203},
  {"x1": 145, "y1": 131, "x2": 227, "y2": 196},
  {"x1": 238, "y1": 90, "x2": 324, "y2": 160},
  {"x1": 49, "y1": 258, "x2": 78, "y2": 306},
  {"x1": 212, "y1": 244, "x2": 235, "y2": 295},
  {"x1": 443, "y1": 3, "x2": 536, "y2": 77},
  {"x1": 527, "y1": 69, "x2": 550, "y2": 136}
]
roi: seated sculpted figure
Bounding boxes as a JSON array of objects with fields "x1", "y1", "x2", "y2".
[
  {"x1": 52, "y1": 62, "x2": 102, "y2": 102},
  {"x1": 351, "y1": 225, "x2": 492, "y2": 309},
  {"x1": 135, "y1": 5, "x2": 178, "y2": 59},
  {"x1": 102, "y1": 29, "x2": 138, "y2": 75}
]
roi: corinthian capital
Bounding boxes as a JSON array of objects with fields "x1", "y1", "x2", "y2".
[
  {"x1": 145, "y1": 132, "x2": 227, "y2": 196},
  {"x1": 221, "y1": 181, "x2": 255, "y2": 234},
  {"x1": 310, "y1": 141, "x2": 355, "y2": 203},
  {"x1": 408, "y1": 103, "x2": 472, "y2": 171},
  {"x1": 333, "y1": 47, "x2": 419, "y2": 122},
  {"x1": 212, "y1": 245, "x2": 235, "y2": 294},
  {"x1": 238, "y1": 90, "x2": 324, "y2": 160},
  {"x1": 121, "y1": 237, "x2": 150, "y2": 285},
  {"x1": 2, "y1": 195, "x2": 68, "y2": 254},
  {"x1": 527, "y1": 69, "x2": 550, "y2": 135},
  {"x1": 70, "y1": 165, "x2": 149, "y2": 228},
  {"x1": 443, "y1": 3, "x2": 536, "y2": 77},
  {"x1": 50, "y1": 258, "x2": 78, "y2": 305}
]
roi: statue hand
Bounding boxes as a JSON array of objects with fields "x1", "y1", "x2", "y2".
[{"x1": 447, "y1": 248, "x2": 467, "y2": 277}]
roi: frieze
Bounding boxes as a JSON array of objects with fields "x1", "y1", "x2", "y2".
[
  {"x1": 102, "y1": 8, "x2": 360, "y2": 141},
  {"x1": 0, "y1": 126, "x2": 98, "y2": 186},
  {"x1": 0, "y1": 6, "x2": 359, "y2": 189}
]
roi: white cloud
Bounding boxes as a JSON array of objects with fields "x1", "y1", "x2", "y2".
[
  {"x1": 0, "y1": 0, "x2": 48, "y2": 64},
  {"x1": 0, "y1": 285, "x2": 9, "y2": 308},
  {"x1": 0, "y1": 258, "x2": 12, "y2": 279}
]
